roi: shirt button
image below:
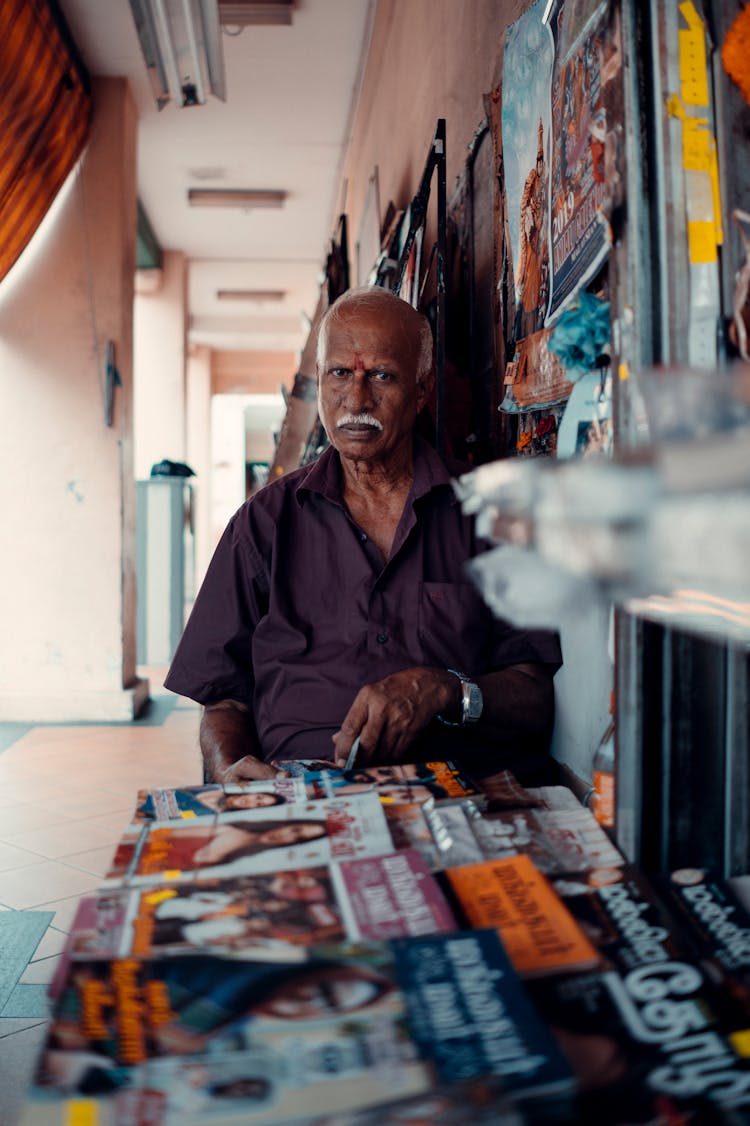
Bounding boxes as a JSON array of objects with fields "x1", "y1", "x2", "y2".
[
  {"x1": 360, "y1": 533, "x2": 368, "y2": 542},
  {"x1": 376, "y1": 633, "x2": 388, "y2": 644}
]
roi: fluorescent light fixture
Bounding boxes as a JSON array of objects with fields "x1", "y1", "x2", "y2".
[
  {"x1": 128, "y1": 0, "x2": 226, "y2": 109},
  {"x1": 219, "y1": 0, "x2": 294, "y2": 25},
  {"x1": 188, "y1": 188, "x2": 287, "y2": 208},
  {"x1": 217, "y1": 289, "x2": 286, "y2": 301}
]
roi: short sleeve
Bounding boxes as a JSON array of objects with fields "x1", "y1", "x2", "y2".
[{"x1": 486, "y1": 619, "x2": 563, "y2": 673}]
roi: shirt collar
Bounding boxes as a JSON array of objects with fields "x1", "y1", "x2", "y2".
[{"x1": 294, "y1": 436, "x2": 456, "y2": 507}]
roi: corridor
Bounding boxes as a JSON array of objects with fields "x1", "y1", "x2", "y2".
[{"x1": 0, "y1": 671, "x2": 200, "y2": 1126}]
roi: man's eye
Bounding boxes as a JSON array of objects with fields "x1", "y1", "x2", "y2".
[
  {"x1": 329, "y1": 368, "x2": 348, "y2": 378},
  {"x1": 370, "y1": 370, "x2": 391, "y2": 382}
]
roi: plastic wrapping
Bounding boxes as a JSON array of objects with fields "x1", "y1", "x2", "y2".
[{"x1": 458, "y1": 363, "x2": 750, "y2": 644}]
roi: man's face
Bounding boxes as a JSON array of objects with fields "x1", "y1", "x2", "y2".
[{"x1": 316, "y1": 303, "x2": 431, "y2": 467}]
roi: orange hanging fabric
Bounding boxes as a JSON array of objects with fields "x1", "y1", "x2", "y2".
[{"x1": 0, "y1": 0, "x2": 91, "y2": 283}]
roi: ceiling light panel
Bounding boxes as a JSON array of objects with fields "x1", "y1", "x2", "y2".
[
  {"x1": 217, "y1": 289, "x2": 286, "y2": 300},
  {"x1": 188, "y1": 189, "x2": 287, "y2": 208},
  {"x1": 129, "y1": 0, "x2": 226, "y2": 109},
  {"x1": 218, "y1": 0, "x2": 294, "y2": 26}
]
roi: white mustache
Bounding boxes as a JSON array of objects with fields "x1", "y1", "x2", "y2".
[{"x1": 336, "y1": 413, "x2": 383, "y2": 431}]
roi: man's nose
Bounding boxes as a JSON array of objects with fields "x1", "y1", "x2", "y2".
[{"x1": 344, "y1": 371, "x2": 374, "y2": 409}]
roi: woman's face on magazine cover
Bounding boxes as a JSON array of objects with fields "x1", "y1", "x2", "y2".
[
  {"x1": 222, "y1": 792, "x2": 281, "y2": 810},
  {"x1": 378, "y1": 784, "x2": 432, "y2": 804},
  {"x1": 255, "y1": 822, "x2": 326, "y2": 847},
  {"x1": 269, "y1": 872, "x2": 328, "y2": 901},
  {"x1": 192, "y1": 821, "x2": 324, "y2": 864},
  {"x1": 348, "y1": 764, "x2": 422, "y2": 784},
  {"x1": 256, "y1": 965, "x2": 391, "y2": 1020}
]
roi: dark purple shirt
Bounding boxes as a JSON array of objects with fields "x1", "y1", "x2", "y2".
[{"x1": 165, "y1": 438, "x2": 562, "y2": 763}]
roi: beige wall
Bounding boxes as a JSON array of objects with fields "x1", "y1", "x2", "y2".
[
  {"x1": 211, "y1": 349, "x2": 296, "y2": 396},
  {"x1": 186, "y1": 344, "x2": 213, "y2": 586},
  {"x1": 342, "y1": 0, "x2": 523, "y2": 269},
  {"x1": 0, "y1": 78, "x2": 147, "y2": 721},
  {"x1": 133, "y1": 250, "x2": 188, "y2": 480}
]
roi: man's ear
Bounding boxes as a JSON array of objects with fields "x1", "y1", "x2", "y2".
[{"x1": 416, "y1": 366, "x2": 435, "y2": 411}]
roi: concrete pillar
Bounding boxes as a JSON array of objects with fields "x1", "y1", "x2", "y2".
[
  {"x1": 133, "y1": 250, "x2": 188, "y2": 480},
  {"x1": 186, "y1": 344, "x2": 212, "y2": 587},
  {"x1": 0, "y1": 77, "x2": 148, "y2": 721}
]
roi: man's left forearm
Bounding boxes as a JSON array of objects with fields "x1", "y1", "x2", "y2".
[{"x1": 473, "y1": 662, "x2": 555, "y2": 739}]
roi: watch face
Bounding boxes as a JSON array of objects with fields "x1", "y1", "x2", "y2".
[{"x1": 466, "y1": 682, "x2": 483, "y2": 723}]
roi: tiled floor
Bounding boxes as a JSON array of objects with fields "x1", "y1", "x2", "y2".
[{"x1": 0, "y1": 669, "x2": 201, "y2": 1126}]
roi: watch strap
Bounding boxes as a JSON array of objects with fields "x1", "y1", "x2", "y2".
[{"x1": 436, "y1": 669, "x2": 482, "y2": 726}]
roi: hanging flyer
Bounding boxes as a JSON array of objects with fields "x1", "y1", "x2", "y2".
[
  {"x1": 545, "y1": 0, "x2": 621, "y2": 322},
  {"x1": 501, "y1": 0, "x2": 555, "y2": 342}
]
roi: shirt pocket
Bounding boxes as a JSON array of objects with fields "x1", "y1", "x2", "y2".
[{"x1": 417, "y1": 581, "x2": 488, "y2": 671}]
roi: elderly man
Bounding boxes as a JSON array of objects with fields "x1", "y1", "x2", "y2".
[{"x1": 165, "y1": 286, "x2": 561, "y2": 782}]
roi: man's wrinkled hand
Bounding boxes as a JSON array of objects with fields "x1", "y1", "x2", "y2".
[
  {"x1": 217, "y1": 755, "x2": 282, "y2": 783},
  {"x1": 332, "y1": 667, "x2": 455, "y2": 769}
]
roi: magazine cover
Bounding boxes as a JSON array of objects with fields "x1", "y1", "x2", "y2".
[
  {"x1": 381, "y1": 800, "x2": 443, "y2": 870},
  {"x1": 105, "y1": 792, "x2": 395, "y2": 886},
  {"x1": 285, "y1": 1077, "x2": 528, "y2": 1126},
  {"x1": 501, "y1": 0, "x2": 555, "y2": 341},
  {"x1": 26, "y1": 933, "x2": 574, "y2": 1122},
  {"x1": 332, "y1": 849, "x2": 457, "y2": 940},
  {"x1": 276, "y1": 760, "x2": 486, "y2": 806},
  {"x1": 526, "y1": 962, "x2": 750, "y2": 1123},
  {"x1": 651, "y1": 867, "x2": 750, "y2": 1030},
  {"x1": 132, "y1": 777, "x2": 307, "y2": 822},
  {"x1": 445, "y1": 855, "x2": 600, "y2": 978},
  {"x1": 66, "y1": 869, "x2": 347, "y2": 961},
  {"x1": 62, "y1": 850, "x2": 455, "y2": 962},
  {"x1": 391, "y1": 929, "x2": 574, "y2": 1103},
  {"x1": 544, "y1": 0, "x2": 621, "y2": 322},
  {"x1": 552, "y1": 864, "x2": 693, "y2": 975},
  {"x1": 28, "y1": 948, "x2": 433, "y2": 1125},
  {"x1": 465, "y1": 769, "x2": 543, "y2": 811},
  {"x1": 471, "y1": 807, "x2": 624, "y2": 875},
  {"x1": 656, "y1": 867, "x2": 750, "y2": 982},
  {"x1": 421, "y1": 800, "x2": 489, "y2": 867}
]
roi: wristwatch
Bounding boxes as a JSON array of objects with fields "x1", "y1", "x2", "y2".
[{"x1": 437, "y1": 669, "x2": 483, "y2": 726}]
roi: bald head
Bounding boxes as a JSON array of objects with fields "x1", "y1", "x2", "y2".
[{"x1": 316, "y1": 286, "x2": 434, "y2": 383}]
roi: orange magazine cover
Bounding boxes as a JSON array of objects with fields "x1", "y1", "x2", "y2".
[{"x1": 446, "y1": 853, "x2": 600, "y2": 977}]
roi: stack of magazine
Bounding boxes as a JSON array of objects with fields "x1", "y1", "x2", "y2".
[{"x1": 18, "y1": 760, "x2": 750, "y2": 1125}]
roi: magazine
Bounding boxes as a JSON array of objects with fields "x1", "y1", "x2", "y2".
[
  {"x1": 381, "y1": 799, "x2": 443, "y2": 870},
  {"x1": 28, "y1": 950, "x2": 432, "y2": 1125},
  {"x1": 470, "y1": 807, "x2": 625, "y2": 875},
  {"x1": 383, "y1": 797, "x2": 596, "y2": 874},
  {"x1": 526, "y1": 961, "x2": 750, "y2": 1123},
  {"x1": 26, "y1": 931, "x2": 574, "y2": 1123},
  {"x1": 332, "y1": 849, "x2": 457, "y2": 940},
  {"x1": 445, "y1": 854, "x2": 600, "y2": 977},
  {"x1": 132, "y1": 778, "x2": 307, "y2": 822},
  {"x1": 655, "y1": 867, "x2": 750, "y2": 982},
  {"x1": 105, "y1": 792, "x2": 395, "y2": 886},
  {"x1": 62, "y1": 849, "x2": 455, "y2": 962},
  {"x1": 421, "y1": 800, "x2": 488, "y2": 867},
  {"x1": 276, "y1": 760, "x2": 486, "y2": 806},
  {"x1": 64, "y1": 869, "x2": 346, "y2": 962},
  {"x1": 461, "y1": 769, "x2": 543, "y2": 811},
  {"x1": 283, "y1": 1076, "x2": 529, "y2": 1126},
  {"x1": 551, "y1": 864, "x2": 692, "y2": 975}
]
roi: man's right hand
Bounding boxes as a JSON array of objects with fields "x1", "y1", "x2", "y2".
[
  {"x1": 216, "y1": 754, "x2": 282, "y2": 783},
  {"x1": 200, "y1": 700, "x2": 273, "y2": 783}
]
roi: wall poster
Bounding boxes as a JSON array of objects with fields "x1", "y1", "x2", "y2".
[
  {"x1": 545, "y1": 0, "x2": 621, "y2": 322},
  {"x1": 501, "y1": 0, "x2": 555, "y2": 344}
]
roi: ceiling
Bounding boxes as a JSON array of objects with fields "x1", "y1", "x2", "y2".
[{"x1": 56, "y1": 0, "x2": 375, "y2": 358}]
